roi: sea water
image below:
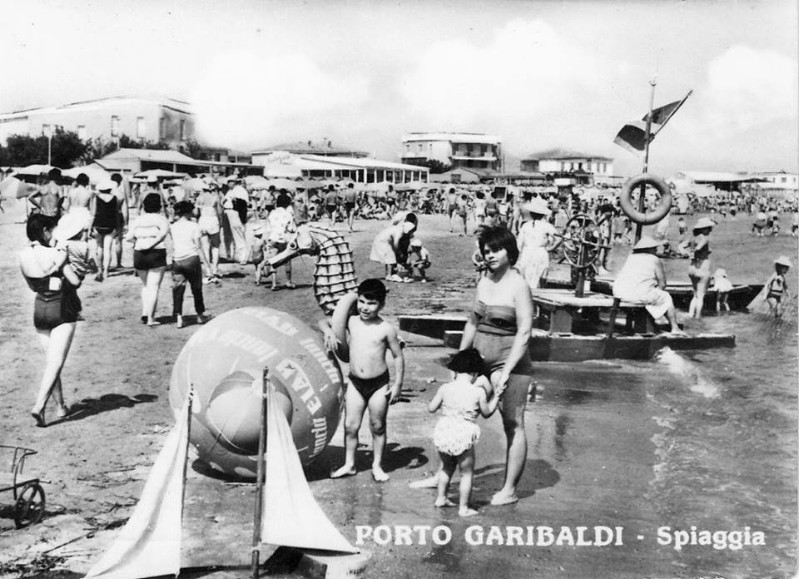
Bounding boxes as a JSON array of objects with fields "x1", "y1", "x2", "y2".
[{"x1": 644, "y1": 313, "x2": 798, "y2": 578}]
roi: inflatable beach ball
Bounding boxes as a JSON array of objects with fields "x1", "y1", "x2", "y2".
[{"x1": 168, "y1": 307, "x2": 344, "y2": 480}]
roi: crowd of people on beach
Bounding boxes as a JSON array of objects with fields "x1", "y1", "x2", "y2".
[{"x1": 14, "y1": 167, "x2": 796, "y2": 515}]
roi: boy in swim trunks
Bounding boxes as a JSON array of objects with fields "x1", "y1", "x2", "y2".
[{"x1": 325, "y1": 279, "x2": 405, "y2": 482}]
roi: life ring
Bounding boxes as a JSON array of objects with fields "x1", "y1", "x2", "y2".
[{"x1": 619, "y1": 173, "x2": 673, "y2": 225}]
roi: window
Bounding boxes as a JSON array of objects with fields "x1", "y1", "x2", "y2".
[
  {"x1": 137, "y1": 117, "x2": 146, "y2": 139},
  {"x1": 41, "y1": 124, "x2": 50, "y2": 136},
  {"x1": 159, "y1": 117, "x2": 166, "y2": 140},
  {"x1": 77, "y1": 125, "x2": 87, "y2": 140},
  {"x1": 111, "y1": 116, "x2": 120, "y2": 137},
  {"x1": 179, "y1": 119, "x2": 186, "y2": 140}
]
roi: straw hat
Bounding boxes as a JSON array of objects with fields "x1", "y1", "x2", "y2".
[
  {"x1": 52, "y1": 212, "x2": 88, "y2": 242},
  {"x1": 633, "y1": 236, "x2": 659, "y2": 251},
  {"x1": 522, "y1": 198, "x2": 550, "y2": 216},
  {"x1": 774, "y1": 255, "x2": 793, "y2": 268},
  {"x1": 693, "y1": 217, "x2": 715, "y2": 231},
  {"x1": 410, "y1": 238, "x2": 422, "y2": 247}
]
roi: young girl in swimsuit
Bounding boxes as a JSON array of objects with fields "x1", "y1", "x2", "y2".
[
  {"x1": 429, "y1": 348, "x2": 503, "y2": 517},
  {"x1": 765, "y1": 256, "x2": 792, "y2": 318}
]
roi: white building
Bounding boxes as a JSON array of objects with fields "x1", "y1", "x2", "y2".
[
  {"x1": 401, "y1": 132, "x2": 502, "y2": 173},
  {"x1": 252, "y1": 151, "x2": 428, "y2": 183},
  {"x1": 521, "y1": 148, "x2": 614, "y2": 177},
  {"x1": 0, "y1": 95, "x2": 195, "y2": 149}
]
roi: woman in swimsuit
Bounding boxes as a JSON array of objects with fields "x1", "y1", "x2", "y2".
[
  {"x1": 688, "y1": 217, "x2": 714, "y2": 319},
  {"x1": 460, "y1": 226, "x2": 534, "y2": 506},
  {"x1": 19, "y1": 214, "x2": 83, "y2": 427},
  {"x1": 91, "y1": 180, "x2": 120, "y2": 282}
]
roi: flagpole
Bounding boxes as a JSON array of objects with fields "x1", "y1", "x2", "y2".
[
  {"x1": 635, "y1": 78, "x2": 657, "y2": 244},
  {"x1": 252, "y1": 368, "x2": 269, "y2": 579}
]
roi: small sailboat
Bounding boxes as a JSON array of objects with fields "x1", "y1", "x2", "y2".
[{"x1": 85, "y1": 369, "x2": 365, "y2": 579}]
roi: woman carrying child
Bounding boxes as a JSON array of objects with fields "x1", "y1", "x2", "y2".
[
  {"x1": 19, "y1": 214, "x2": 84, "y2": 427},
  {"x1": 428, "y1": 348, "x2": 504, "y2": 517}
]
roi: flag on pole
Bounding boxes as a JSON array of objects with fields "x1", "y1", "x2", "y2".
[
  {"x1": 261, "y1": 382, "x2": 357, "y2": 553},
  {"x1": 614, "y1": 90, "x2": 693, "y2": 154},
  {"x1": 85, "y1": 394, "x2": 192, "y2": 579}
]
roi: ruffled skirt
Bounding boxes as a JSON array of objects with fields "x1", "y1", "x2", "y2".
[{"x1": 433, "y1": 416, "x2": 480, "y2": 456}]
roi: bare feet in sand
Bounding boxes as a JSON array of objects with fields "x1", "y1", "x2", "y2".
[
  {"x1": 490, "y1": 492, "x2": 519, "y2": 506},
  {"x1": 372, "y1": 466, "x2": 389, "y2": 482},
  {"x1": 459, "y1": 507, "x2": 479, "y2": 517},
  {"x1": 330, "y1": 465, "x2": 357, "y2": 479},
  {"x1": 434, "y1": 498, "x2": 456, "y2": 508}
]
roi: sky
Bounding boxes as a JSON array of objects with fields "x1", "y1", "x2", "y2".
[{"x1": 3, "y1": 0, "x2": 797, "y2": 176}]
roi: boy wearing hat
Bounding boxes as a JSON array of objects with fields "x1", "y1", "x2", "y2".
[
  {"x1": 613, "y1": 236, "x2": 686, "y2": 335},
  {"x1": 406, "y1": 237, "x2": 431, "y2": 282}
]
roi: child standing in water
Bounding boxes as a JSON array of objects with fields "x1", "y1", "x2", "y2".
[
  {"x1": 428, "y1": 348, "x2": 504, "y2": 517},
  {"x1": 765, "y1": 256, "x2": 792, "y2": 318},
  {"x1": 711, "y1": 268, "x2": 733, "y2": 313}
]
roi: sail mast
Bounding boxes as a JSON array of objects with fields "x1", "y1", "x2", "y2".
[{"x1": 251, "y1": 367, "x2": 269, "y2": 579}]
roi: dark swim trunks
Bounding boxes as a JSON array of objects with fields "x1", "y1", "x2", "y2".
[{"x1": 349, "y1": 370, "x2": 391, "y2": 401}]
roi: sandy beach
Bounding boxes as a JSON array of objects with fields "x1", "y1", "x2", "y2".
[{"x1": 0, "y1": 200, "x2": 796, "y2": 579}]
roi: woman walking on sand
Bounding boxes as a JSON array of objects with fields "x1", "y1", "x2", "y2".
[
  {"x1": 126, "y1": 193, "x2": 170, "y2": 326},
  {"x1": 19, "y1": 214, "x2": 83, "y2": 427}
]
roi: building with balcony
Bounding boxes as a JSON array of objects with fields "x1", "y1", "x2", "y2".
[
  {"x1": 0, "y1": 95, "x2": 195, "y2": 149},
  {"x1": 401, "y1": 132, "x2": 502, "y2": 174},
  {"x1": 521, "y1": 148, "x2": 614, "y2": 181}
]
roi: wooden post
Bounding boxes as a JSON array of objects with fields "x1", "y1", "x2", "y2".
[
  {"x1": 251, "y1": 368, "x2": 269, "y2": 579},
  {"x1": 635, "y1": 78, "x2": 657, "y2": 245}
]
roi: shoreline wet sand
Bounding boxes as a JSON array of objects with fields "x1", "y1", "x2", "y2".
[{"x1": 0, "y1": 203, "x2": 796, "y2": 578}]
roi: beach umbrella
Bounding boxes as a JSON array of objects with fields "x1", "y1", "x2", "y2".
[
  {"x1": 135, "y1": 169, "x2": 188, "y2": 180},
  {"x1": 244, "y1": 175, "x2": 271, "y2": 189},
  {"x1": 62, "y1": 165, "x2": 110, "y2": 184},
  {"x1": 266, "y1": 178, "x2": 299, "y2": 191},
  {"x1": 179, "y1": 177, "x2": 208, "y2": 193},
  {"x1": 12, "y1": 164, "x2": 59, "y2": 183},
  {"x1": 0, "y1": 176, "x2": 35, "y2": 199}
]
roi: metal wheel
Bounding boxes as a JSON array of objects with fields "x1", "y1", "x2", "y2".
[
  {"x1": 14, "y1": 482, "x2": 45, "y2": 529},
  {"x1": 560, "y1": 214, "x2": 607, "y2": 269}
]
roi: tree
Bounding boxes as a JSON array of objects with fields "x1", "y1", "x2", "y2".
[
  {"x1": 0, "y1": 128, "x2": 87, "y2": 168},
  {"x1": 81, "y1": 134, "x2": 172, "y2": 164},
  {"x1": 406, "y1": 158, "x2": 451, "y2": 174}
]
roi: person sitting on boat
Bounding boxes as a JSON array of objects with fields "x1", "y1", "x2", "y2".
[{"x1": 612, "y1": 236, "x2": 687, "y2": 336}]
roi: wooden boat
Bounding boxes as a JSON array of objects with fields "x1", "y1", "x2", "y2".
[
  {"x1": 398, "y1": 288, "x2": 735, "y2": 362},
  {"x1": 545, "y1": 277, "x2": 763, "y2": 313}
]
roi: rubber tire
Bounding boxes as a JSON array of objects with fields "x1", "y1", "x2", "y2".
[{"x1": 619, "y1": 173, "x2": 673, "y2": 225}]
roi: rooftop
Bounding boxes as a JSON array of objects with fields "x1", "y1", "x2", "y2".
[
  {"x1": 0, "y1": 95, "x2": 193, "y2": 118},
  {"x1": 524, "y1": 148, "x2": 613, "y2": 161},
  {"x1": 252, "y1": 140, "x2": 368, "y2": 157},
  {"x1": 402, "y1": 132, "x2": 501, "y2": 144}
]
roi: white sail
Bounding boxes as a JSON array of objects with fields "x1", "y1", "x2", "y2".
[
  {"x1": 85, "y1": 394, "x2": 191, "y2": 578},
  {"x1": 261, "y1": 384, "x2": 357, "y2": 553}
]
